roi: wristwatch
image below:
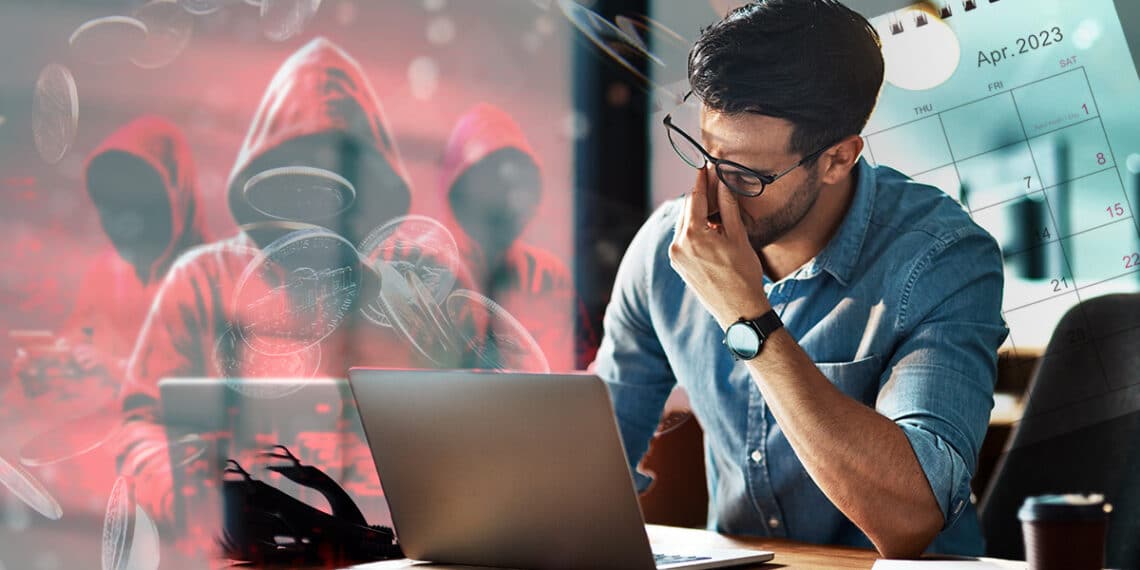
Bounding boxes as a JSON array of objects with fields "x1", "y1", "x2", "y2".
[{"x1": 723, "y1": 310, "x2": 784, "y2": 361}]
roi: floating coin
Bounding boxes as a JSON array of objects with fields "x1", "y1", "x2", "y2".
[
  {"x1": 127, "y1": 503, "x2": 161, "y2": 570},
  {"x1": 178, "y1": 0, "x2": 224, "y2": 15},
  {"x1": 19, "y1": 404, "x2": 121, "y2": 467},
  {"x1": 261, "y1": 0, "x2": 316, "y2": 42},
  {"x1": 378, "y1": 265, "x2": 458, "y2": 366},
  {"x1": 233, "y1": 227, "x2": 362, "y2": 356},
  {"x1": 242, "y1": 166, "x2": 356, "y2": 222},
  {"x1": 32, "y1": 64, "x2": 79, "y2": 165},
  {"x1": 214, "y1": 326, "x2": 321, "y2": 399},
  {"x1": 557, "y1": 0, "x2": 663, "y2": 83},
  {"x1": 358, "y1": 215, "x2": 460, "y2": 307},
  {"x1": 0, "y1": 454, "x2": 62, "y2": 521},
  {"x1": 446, "y1": 289, "x2": 550, "y2": 373},
  {"x1": 131, "y1": 0, "x2": 195, "y2": 69},
  {"x1": 69, "y1": 16, "x2": 149, "y2": 65},
  {"x1": 102, "y1": 477, "x2": 133, "y2": 570}
]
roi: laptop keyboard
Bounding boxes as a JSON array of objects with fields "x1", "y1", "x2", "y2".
[{"x1": 654, "y1": 553, "x2": 712, "y2": 566}]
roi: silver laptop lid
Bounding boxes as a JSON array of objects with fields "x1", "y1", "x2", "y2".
[{"x1": 347, "y1": 369, "x2": 658, "y2": 570}]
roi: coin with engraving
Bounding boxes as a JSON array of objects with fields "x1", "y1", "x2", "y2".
[
  {"x1": 446, "y1": 289, "x2": 550, "y2": 373},
  {"x1": 102, "y1": 477, "x2": 160, "y2": 570},
  {"x1": 131, "y1": 0, "x2": 194, "y2": 69},
  {"x1": 0, "y1": 454, "x2": 62, "y2": 521},
  {"x1": 214, "y1": 326, "x2": 321, "y2": 399},
  {"x1": 69, "y1": 16, "x2": 149, "y2": 65},
  {"x1": 102, "y1": 477, "x2": 133, "y2": 570},
  {"x1": 261, "y1": 0, "x2": 318, "y2": 42},
  {"x1": 377, "y1": 264, "x2": 458, "y2": 366},
  {"x1": 242, "y1": 166, "x2": 356, "y2": 222},
  {"x1": 32, "y1": 64, "x2": 79, "y2": 165},
  {"x1": 358, "y1": 215, "x2": 460, "y2": 328},
  {"x1": 233, "y1": 227, "x2": 362, "y2": 356}
]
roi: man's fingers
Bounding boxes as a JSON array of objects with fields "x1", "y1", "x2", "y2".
[
  {"x1": 717, "y1": 179, "x2": 745, "y2": 237},
  {"x1": 687, "y1": 166, "x2": 709, "y2": 229}
]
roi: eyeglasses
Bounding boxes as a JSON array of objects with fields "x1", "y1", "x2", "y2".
[{"x1": 662, "y1": 94, "x2": 833, "y2": 198}]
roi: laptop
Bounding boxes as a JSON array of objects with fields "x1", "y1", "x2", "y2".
[{"x1": 347, "y1": 369, "x2": 775, "y2": 570}]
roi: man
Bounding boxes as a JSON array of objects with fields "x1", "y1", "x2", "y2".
[
  {"x1": 440, "y1": 103, "x2": 595, "y2": 371},
  {"x1": 593, "y1": 0, "x2": 1007, "y2": 558},
  {"x1": 115, "y1": 37, "x2": 417, "y2": 530}
]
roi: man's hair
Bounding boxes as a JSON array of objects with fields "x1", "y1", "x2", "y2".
[{"x1": 688, "y1": 0, "x2": 884, "y2": 161}]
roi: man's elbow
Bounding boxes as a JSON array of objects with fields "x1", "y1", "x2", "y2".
[{"x1": 872, "y1": 506, "x2": 943, "y2": 559}]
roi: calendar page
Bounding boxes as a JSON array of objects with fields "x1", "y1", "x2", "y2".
[
  {"x1": 865, "y1": 0, "x2": 1140, "y2": 350},
  {"x1": 865, "y1": 0, "x2": 1140, "y2": 438}
]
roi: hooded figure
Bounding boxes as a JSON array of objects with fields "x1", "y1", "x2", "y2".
[
  {"x1": 441, "y1": 104, "x2": 594, "y2": 371},
  {"x1": 12, "y1": 115, "x2": 208, "y2": 518},
  {"x1": 59, "y1": 115, "x2": 209, "y2": 383},
  {"x1": 115, "y1": 38, "x2": 415, "y2": 531}
]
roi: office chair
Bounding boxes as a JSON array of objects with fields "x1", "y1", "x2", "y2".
[{"x1": 978, "y1": 293, "x2": 1140, "y2": 567}]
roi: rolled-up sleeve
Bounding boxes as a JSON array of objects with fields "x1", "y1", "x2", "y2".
[
  {"x1": 875, "y1": 227, "x2": 1008, "y2": 529},
  {"x1": 591, "y1": 204, "x2": 677, "y2": 492}
]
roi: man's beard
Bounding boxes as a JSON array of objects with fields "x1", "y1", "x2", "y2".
[{"x1": 744, "y1": 169, "x2": 822, "y2": 252}]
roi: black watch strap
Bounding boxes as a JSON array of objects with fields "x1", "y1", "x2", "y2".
[{"x1": 750, "y1": 309, "x2": 784, "y2": 340}]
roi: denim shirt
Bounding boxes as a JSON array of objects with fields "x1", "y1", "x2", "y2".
[{"x1": 593, "y1": 158, "x2": 1008, "y2": 555}]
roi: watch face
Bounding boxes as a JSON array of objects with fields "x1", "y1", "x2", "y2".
[{"x1": 725, "y1": 321, "x2": 761, "y2": 360}]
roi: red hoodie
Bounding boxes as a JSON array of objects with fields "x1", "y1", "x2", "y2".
[
  {"x1": 18, "y1": 116, "x2": 209, "y2": 519},
  {"x1": 440, "y1": 104, "x2": 595, "y2": 371},
  {"x1": 115, "y1": 38, "x2": 416, "y2": 537}
]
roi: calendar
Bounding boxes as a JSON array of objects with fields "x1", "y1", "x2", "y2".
[
  {"x1": 864, "y1": 0, "x2": 1140, "y2": 438},
  {"x1": 865, "y1": 0, "x2": 1140, "y2": 352}
]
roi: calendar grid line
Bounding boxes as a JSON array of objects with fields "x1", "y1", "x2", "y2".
[
  {"x1": 998, "y1": 216, "x2": 1135, "y2": 258},
  {"x1": 863, "y1": 66, "x2": 1088, "y2": 139},
  {"x1": 1007, "y1": 85, "x2": 1114, "y2": 390},
  {"x1": 964, "y1": 164, "x2": 1125, "y2": 214},
  {"x1": 1081, "y1": 66, "x2": 1140, "y2": 242}
]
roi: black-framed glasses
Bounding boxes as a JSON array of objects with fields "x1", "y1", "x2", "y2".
[{"x1": 662, "y1": 94, "x2": 833, "y2": 198}]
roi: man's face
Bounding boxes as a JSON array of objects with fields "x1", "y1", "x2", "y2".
[{"x1": 698, "y1": 108, "x2": 822, "y2": 251}]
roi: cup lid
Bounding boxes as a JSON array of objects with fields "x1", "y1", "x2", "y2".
[{"x1": 1018, "y1": 494, "x2": 1112, "y2": 522}]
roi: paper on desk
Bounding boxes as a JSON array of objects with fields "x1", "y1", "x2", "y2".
[{"x1": 873, "y1": 558, "x2": 1028, "y2": 569}]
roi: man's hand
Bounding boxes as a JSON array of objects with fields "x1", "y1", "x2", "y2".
[{"x1": 668, "y1": 166, "x2": 770, "y2": 329}]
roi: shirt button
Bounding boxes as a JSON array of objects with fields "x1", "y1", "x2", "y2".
[
  {"x1": 768, "y1": 517, "x2": 780, "y2": 529},
  {"x1": 750, "y1": 450, "x2": 763, "y2": 463}
]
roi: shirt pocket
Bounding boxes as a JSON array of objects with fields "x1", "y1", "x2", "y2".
[{"x1": 815, "y1": 355, "x2": 882, "y2": 406}]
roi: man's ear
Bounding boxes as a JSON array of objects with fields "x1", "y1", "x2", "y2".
[{"x1": 818, "y1": 134, "x2": 864, "y2": 185}]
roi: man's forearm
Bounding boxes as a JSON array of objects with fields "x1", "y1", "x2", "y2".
[{"x1": 744, "y1": 327, "x2": 944, "y2": 558}]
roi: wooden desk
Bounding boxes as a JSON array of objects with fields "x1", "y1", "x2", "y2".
[
  {"x1": 346, "y1": 524, "x2": 869, "y2": 569},
  {"x1": 349, "y1": 525, "x2": 1029, "y2": 569}
]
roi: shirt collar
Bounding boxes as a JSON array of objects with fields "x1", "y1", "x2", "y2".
[{"x1": 798, "y1": 157, "x2": 876, "y2": 287}]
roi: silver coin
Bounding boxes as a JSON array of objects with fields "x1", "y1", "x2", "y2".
[
  {"x1": 178, "y1": 0, "x2": 224, "y2": 15},
  {"x1": 557, "y1": 0, "x2": 663, "y2": 85},
  {"x1": 0, "y1": 454, "x2": 63, "y2": 521},
  {"x1": 68, "y1": 16, "x2": 149, "y2": 66},
  {"x1": 445, "y1": 289, "x2": 550, "y2": 373},
  {"x1": 126, "y1": 503, "x2": 161, "y2": 570},
  {"x1": 242, "y1": 166, "x2": 356, "y2": 222},
  {"x1": 32, "y1": 64, "x2": 79, "y2": 165},
  {"x1": 102, "y1": 477, "x2": 134, "y2": 570},
  {"x1": 19, "y1": 404, "x2": 121, "y2": 467},
  {"x1": 131, "y1": 0, "x2": 195, "y2": 69},
  {"x1": 377, "y1": 265, "x2": 458, "y2": 366},
  {"x1": 261, "y1": 0, "x2": 316, "y2": 41},
  {"x1": 213, "y1": 326, "x2": 321, "y2": 399},
  {"x1": 233, "y1": 227, "x2": 361, "y2": 356},
  {"x1": 358, "y1": 215, "x2": 460, "y2": 329}
]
